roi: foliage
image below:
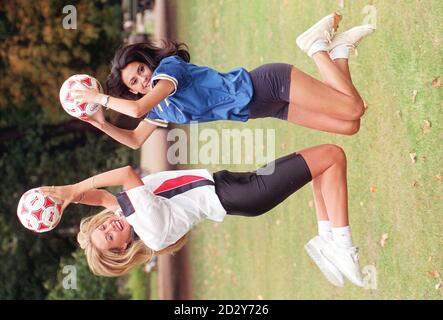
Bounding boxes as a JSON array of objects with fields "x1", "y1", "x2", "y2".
[
  {"x1": 0, "y1": 0, "x2": 137, "y2": 299},
  {"x1": 0, "y1": 0, "x2": 122, "y2": 116},
  {"x1": 46, "y1": 250, "x2": 130, "y2": 300},
  {"x1": 125, "y1": 265, "x2": 151, "y2": 300}
]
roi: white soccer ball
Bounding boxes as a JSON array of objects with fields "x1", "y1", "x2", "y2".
[
  {"x1": 59, "y1": 74, "x2": 103, "y2": 118},
  {"x1": 17, "y1": 188, "x2": 63, "y2": 233}
]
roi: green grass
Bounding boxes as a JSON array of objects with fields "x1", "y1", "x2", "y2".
[
  {"x1": 125, "y1": 265, "x2": 159, "y2": 300},
  {"x1": 173, "y1": 0, "x2": 443, "y2": 299}
]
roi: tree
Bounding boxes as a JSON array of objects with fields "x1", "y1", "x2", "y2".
[
  {"x1": 0, "y1": 0, "x2": 136, "y2": 299},
  {"x1": 46, "y1": 250, "x2": 130, "y2": 300}
]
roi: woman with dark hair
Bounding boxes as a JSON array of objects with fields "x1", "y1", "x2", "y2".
[
  {"x1": 71, "y1": 13, "x2": 375, "y2": 149},
  {"x1": 105, "y1": 40, "x2": 191, "y2": 101}
]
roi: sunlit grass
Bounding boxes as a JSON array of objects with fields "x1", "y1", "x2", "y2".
[{"x1": 174, "y1": 0, "x2": 443, "y2": 299}]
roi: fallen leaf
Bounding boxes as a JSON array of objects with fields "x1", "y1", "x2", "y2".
[
  {"x1": 436, "y1": 282, "x2": 442, "y2": 290},
  {"x1": 428, "y1": 256, "x2": 433, "y2": 262},
  {"x1": 380, "y1": 233, "x2": 389, "y2": 247},
  {"x1": 429, "y1": 271, "x2": 441, "y2": 279},
  {"x1": 423, "y1": 120, "x2": 432, "y2": 133},
  {"x1": 436, "y1": 173, "x2": 442, "y2": 182},
  {"x1": 412, "y1": 180, "x2": 418, "y2": 187},
  {"x1": 396, "y1": 110, "x2": 402, "y2": 118},
  {"x1": 409, "y1": 152, "x2": 417, "y2": 163},
  {"x1": 370, "y1": 185, "x2": 378, "y2": 193},
  {"x1": 412, "y1": 90, "x2": 418, "y2": 103},
  {"x1": 432, "y1": 76, "x2": 441, "y2": 88}
]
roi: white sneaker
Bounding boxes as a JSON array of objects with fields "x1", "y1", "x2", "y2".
[
  {"x1": 304, "y1": 236, "x2": 344, "y2": 287},
  {"x1": 322, "y1": 241, "x2": 364, "y2": 287},
  {"x1": 329, "y1": 24, "x2": 376, "y2": 52},
  {"x1": 296, "y1": 12, "x2": 342, "y2": 54}
]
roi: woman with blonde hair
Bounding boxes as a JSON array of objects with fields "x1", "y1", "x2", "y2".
[
  {"x1": 41, "y1": 143, "x2": 365, "y2": 287},
  {"x1": 77, "y1": 209, "x2": 189, "y2": 277}
]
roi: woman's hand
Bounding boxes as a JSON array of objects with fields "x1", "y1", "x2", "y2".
[
  {"x1": 79, "y1": 106, "x2": 106, "y2": 128},
  {"x1": 40, "y1": 184, "x2": 81, "y2": 214},
  {"x1": 71, "y1": 88, "x2": 101, "y2": 105}
]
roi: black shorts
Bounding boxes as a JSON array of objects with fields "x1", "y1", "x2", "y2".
[
  {"x1": 213, "y1": 153, "x2": 312, "y2": 217},
  {"x1": 247, "y1": 63, "x2": 293, "y2": 120}
]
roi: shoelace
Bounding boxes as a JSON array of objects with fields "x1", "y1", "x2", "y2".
[
  {"x1": 324, "y1": 28, "x2": 337, "y2": 44},
  {"x1": 324, "y1": 14, "x2": 341, "y2": 44}
]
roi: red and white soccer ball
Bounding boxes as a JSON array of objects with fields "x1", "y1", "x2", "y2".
[
  {"x1": 59, "y1": 74, "x2": 103, "y2": 118},
  {"x1": 17, "y1": 188, "x2": 63, "y2": 233}
]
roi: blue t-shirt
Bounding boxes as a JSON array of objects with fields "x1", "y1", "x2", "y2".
[{"x1": 144, "y1": 56, "x2": 253, "y2": 127}]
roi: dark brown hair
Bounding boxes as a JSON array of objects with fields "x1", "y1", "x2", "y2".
[{"x1": 106, "y1": 40, "x2": 190, "y2": 100}]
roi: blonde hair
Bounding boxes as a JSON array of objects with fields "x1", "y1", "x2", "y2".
[{"x1": 77, "y1": 209, "x2": 188, "y2": 277}]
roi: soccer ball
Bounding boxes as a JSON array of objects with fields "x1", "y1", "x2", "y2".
[
  {"x1": 59, "y1": 74, "x2": 103, "y2": 118},
  {"x1": 17, "y1": 188, "x2": 63, "y2": 233}
]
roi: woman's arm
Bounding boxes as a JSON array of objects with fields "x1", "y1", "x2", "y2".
[
  {"x1": 81, "y1": 108, "x2": 158, "y2": 149},
  {"x1": 72, "y1": 79, "x2": 174, "y2": 118},
  {"x1": 99, "y1": 120, "x2": 158, "y2": 150},
  {"x1": 107, "y1": 80, "x2": 174, "y2": 117},
  {"x1": 41, "y1": 166, "x2": 144, "y2": 213},
  {"x1": 81, "y1": 166, "x2": 144, "y2": 191},
  {"x1": 74, "y1": 189, "x2": 119, "y2": 211}
]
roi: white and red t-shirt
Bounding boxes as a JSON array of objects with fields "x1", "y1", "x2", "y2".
[{"x1": 116, "y1": 169, "x2": 226, "y2": 251}]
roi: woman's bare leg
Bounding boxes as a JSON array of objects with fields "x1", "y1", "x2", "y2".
[
  {"x1": 332, "y1": 58, "x2": 362, "y2": 99},
  {"x1": 310, "y1": 55, "x2": 357, "y2": 214},
  {"x1": 287, "y1": 105, "x2": 360, "y2": 135},
  {"x1": 288, "y1": 57, "x2": 362, "y2": 135},
  {"x1": 300, "y1": 144, "x2": 364, "y2": 287},
  {"x1": 288, "y1": 72, "x2": 363, "y2": 122},
  {"x1": 312, "y1": 175, "x2": 329, "y2": 221},
  {"x1": 298, "y1": 144, "x2": 349, "y2": 227},
  {"x1": 311, "y1": 175, "x2": 336, "y2": 242},
  {"x1": 311, "y1": 52, "x2": 362, "y2": 99},
  {"x1": 287, "y1": 43, "x2": 367, "y2": 121}
]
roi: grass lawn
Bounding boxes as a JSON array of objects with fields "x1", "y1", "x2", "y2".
[{"x1": 173, "y1": 0, "x2": 442, "y2": 299}]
